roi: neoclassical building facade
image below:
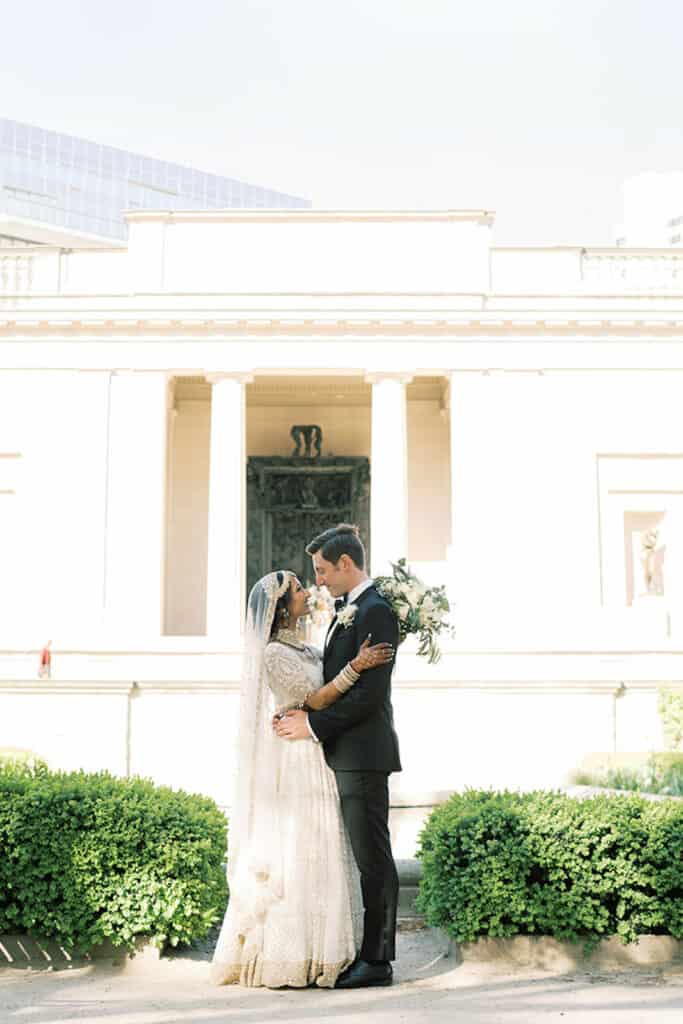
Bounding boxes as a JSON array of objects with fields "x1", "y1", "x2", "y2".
[{"x1": 1, "y1": 210, "x2": 682, "y2": 839}]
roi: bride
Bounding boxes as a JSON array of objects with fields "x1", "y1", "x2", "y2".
[{"x1": 210, "y1": 569, "x2": 394, "y2": 989}]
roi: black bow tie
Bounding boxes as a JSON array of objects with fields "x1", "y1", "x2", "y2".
[{"x1": 334, "y1": 595, "x2": 348, "y2": 613}]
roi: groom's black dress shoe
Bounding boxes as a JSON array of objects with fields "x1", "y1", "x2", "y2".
[{"x1": 335, "y1": 959, "x2": 393, "y2": 989}]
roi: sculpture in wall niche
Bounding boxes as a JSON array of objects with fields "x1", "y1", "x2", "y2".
[
  {"x1": 640, "y1": 528, "x2": 665, "y2": 596},
  {"x1": 291, "y1": 424, "x2": 322, "y2": 458}
]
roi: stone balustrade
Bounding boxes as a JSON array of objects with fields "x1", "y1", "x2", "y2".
[
  {"x1": 0, "y1": 245, "x2": 128, "y2": 296},
  {"x1": 490, "y1": 245, "x2": 683, "y2": 294},
  {"x1": 0, "y1": 249, "x2": 36, "y2": 292},
  {"x1": 3, "y1": 233, "x2": 683, "y2": 299},
  {"x1": 581, "y1": 248, "x2": 683, "y2": 290}
]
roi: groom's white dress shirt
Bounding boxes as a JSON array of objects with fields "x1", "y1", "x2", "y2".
[{"x1": 307, "y1": 578, "x2": 374, "y2": 742}]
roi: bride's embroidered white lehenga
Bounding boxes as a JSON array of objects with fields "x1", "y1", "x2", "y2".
[{"x1": 210, "y1": 572, "x2": 362, "y2": 989}]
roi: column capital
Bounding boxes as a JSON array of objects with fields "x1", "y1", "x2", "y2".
[
  {"x1": 364, "y1": 371, "x2": 413, "y2": 385},
  {"x1": 205, "y1": 370, "x2": 254, "y2": 386}
]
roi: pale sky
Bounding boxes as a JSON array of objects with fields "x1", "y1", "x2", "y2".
[{"x1": 4, "y1": 0, "x2": 683, "y2": 244}]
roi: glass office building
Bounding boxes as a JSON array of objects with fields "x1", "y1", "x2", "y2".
[{"x1": 0, "y1": 117, "x2": 310, "y2": 244}]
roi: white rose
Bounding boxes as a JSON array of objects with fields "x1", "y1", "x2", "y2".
[{"x1": 337, "y1": 603, "x2": 358, "y2": 628}]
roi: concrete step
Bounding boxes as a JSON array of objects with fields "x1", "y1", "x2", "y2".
[
  {"x1": 397, "y1": 858, "x2": 424, "y2": 923},
  {"x1": 0, "y1": 933, "x2": 77, "y2": 969}
]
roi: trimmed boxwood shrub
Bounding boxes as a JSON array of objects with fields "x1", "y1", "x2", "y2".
[
  {"x1": 416, "y1": 790, "x2": 683, "y2": 948},
  {"x1": 573, "y1": 752, "x2": 683, "y2": 796},
  {"x1": 0, "y1": 761, "x2": 228, "y2": 954}
]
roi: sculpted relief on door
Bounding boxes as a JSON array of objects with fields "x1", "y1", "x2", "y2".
[{"x1": 246, "y1": 438, "x2": 370, "y2": 597}]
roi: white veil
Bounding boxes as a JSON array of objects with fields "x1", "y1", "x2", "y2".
[{"x1": 211, "y1": 570, "x2": 292, "y2": 976}]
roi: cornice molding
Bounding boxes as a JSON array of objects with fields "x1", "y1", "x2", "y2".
[
  {"x1": 0, "y1": 678, "x2": 679, "y2": 694},
  {"x1": 0, "y1": 681, "x2": 135, "y2": 695},
  {"x1": 124, "y1": 208, "x2": 495, "y2": 226},
  {"x1": 1, "y1": 316, "x2": 683, "y2": 337},
  {"x1": 493, "y1": 244, "x2": 683, "y2": 257}
]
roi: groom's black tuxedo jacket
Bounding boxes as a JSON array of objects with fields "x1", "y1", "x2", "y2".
[{"x1": 308, "y1": 584, "x2": 402, "y2": 773}]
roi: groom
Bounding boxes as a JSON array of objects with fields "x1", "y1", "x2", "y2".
[{"x1": 274, "y1": 523, "x2": 401, "y2": 989}]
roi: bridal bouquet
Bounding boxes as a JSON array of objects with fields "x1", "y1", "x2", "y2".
[
  {"x1": 306, "y1": 585, "x2": 335, "y2": 627},
  {"x1": 374, "y1": 558, "x2": 455, "y2": 664}
]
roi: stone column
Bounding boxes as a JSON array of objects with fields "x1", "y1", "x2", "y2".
[
  {"x1": 205, "y1": 372, "x2": 253, "y2": 643},
  {"x1": 447, "y1": 369, "x2": 486, "y2": 613},
  {"x1": 104, "y1": 371, "x2": 170, "y2": 636},
  {"x1": 366, "y1": 373, "x2": 412, "y2": 576}
]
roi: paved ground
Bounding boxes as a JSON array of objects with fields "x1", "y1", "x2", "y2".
[{"x1": 1, "y1": 926, "x2": 681, "y2": 1024}]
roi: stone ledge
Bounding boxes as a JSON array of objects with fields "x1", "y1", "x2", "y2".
[
  {"x1": 455, "y1": 935, "x2": 683, "y2": 970},
  {"x1": 3, "y1": 930, "x2": 681, "y2": 975},
  {"x1": 0, "y1": 933, "x2": 159, "y2": 970},
  {"x1": 87, "y1": 936, "x2": 161, "y2": 963},
  {"x1": 397, "y1": 857, "x2": 423, "y2": 885}
]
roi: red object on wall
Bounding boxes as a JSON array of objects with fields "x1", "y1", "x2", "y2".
[{"x1": 38, "y1": 641, "x2": 52, "y2": 678}]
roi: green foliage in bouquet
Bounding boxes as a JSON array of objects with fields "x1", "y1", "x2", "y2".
[
  {"x1": 375, "y1": 557, "x2": 455, "y2": 663},
  {"x1": 0, "y1": 761, "x2": 228, "y2": 954},
  {"x1": 417, "y1": 789, "x2": 683, "y2": 949}
]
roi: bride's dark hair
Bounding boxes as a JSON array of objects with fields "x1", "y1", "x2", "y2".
[{"x1": 269, "y1": 571, "x2": 294, "y2": 640}]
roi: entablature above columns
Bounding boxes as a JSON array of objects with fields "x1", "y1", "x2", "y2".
[
  {"x1": 3, "y1": 312, "x2": 683, "y2": 338},
  {"x1": 4, "y1": 335, "x2": 683, "y2": 373}
]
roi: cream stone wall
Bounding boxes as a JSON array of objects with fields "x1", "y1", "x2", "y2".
[
  {"x1": 450, "y1": 369, "x2": 683, "y2": 643},
  {"x1": 0, "y1": 370, "x2": 110, "y2": 641},
  {"x1": 407, "y1": 399, "x2": 451, "y2": 561},
  {"x1": 137, "y1": 212, "x2": 492, "y2": 295}
]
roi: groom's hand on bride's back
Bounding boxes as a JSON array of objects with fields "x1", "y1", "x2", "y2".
[{"x1": 273, "y1": 708, "x2": 310, "y2": 740}]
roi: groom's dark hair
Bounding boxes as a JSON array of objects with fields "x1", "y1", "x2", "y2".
[{"x1": 306, "y1": 523, "x2": 366, "y2": 570}]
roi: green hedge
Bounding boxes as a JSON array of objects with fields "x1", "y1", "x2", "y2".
[
  {"x1": 573, "y1": 753, "x2": 683, "y2": 796},
  {"x1": 658, "y1": 687, "x2": 683, "y2": 751},
  {"x1": 416, "y1": 790, "x2": 683, "y2": 948},
  {"x1": 0, "y1": 762, "x2": 228, "y2": 954}
]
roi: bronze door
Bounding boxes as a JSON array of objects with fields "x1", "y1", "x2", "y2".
[{"x1": 246, "y1": 457, "x2": 370, "y2": 598}]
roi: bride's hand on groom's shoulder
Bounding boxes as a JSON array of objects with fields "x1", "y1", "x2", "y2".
[{"x1": 351, "y1": 635, "x2": 395, "y2": 673}]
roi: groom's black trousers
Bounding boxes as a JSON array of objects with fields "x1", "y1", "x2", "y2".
[{"x1": 335, "y1": 769, "x2": 399, "y2": 963}]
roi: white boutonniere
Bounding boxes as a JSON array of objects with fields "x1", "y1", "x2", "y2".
[{"x1": 336, "y1": 603, "x2": 358, "y2": 628}]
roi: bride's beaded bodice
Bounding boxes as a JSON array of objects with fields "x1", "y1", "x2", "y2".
[{"x1": 264, "y1": 639, "x2": 324, "y2": 712}]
